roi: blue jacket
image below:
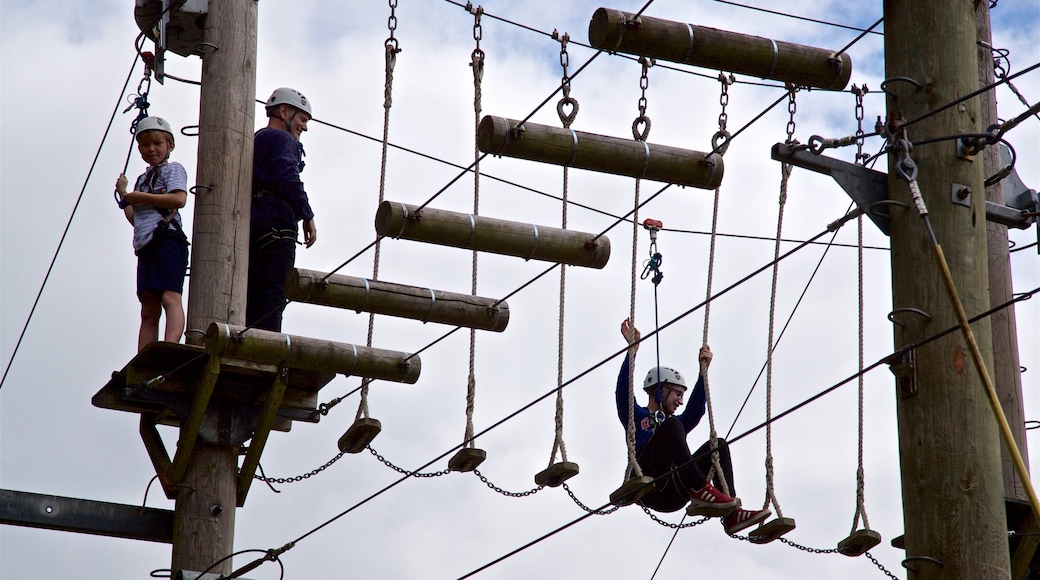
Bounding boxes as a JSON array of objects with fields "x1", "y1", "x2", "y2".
[
  {"x1": 251, "y1": 127, "x2": 314, "y2": 231},
  {"x1": 615, "y1": 355, "x2": 706, "y2": 450}
]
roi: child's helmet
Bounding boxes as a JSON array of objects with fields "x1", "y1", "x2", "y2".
[
  {"x1": 265, "y1": 87, "x2": 312, "y2": 116},
  {"x1": 643, "y1": 366, "x2": 686, "y2": 392},
  {"x1": 136, "y1": 116, "x2": 175, "y2": 141}
]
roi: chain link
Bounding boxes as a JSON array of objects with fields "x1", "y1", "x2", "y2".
[
  {"x1": 561, "y1": 483, "x2": 620, "y2": 515},
  {"x1": 641, "y1": 506, "x2": 711, "y2": 529},
  {"x1": 786, "y1": 85, "x2": 798, "y2": 144},
  {"x1": 556, "y1": 32, "x2": 579, "y2": 128},
  {"x1": 632, "y1": 57, "x2": 652, "y2": 140},
  {"x1": 473, "y1": 469, "x2": 543, "y2": 498},
  {"x1": 853, "y1": 84, "x2": 868, "y2": 164},
  {"x1": 712, "y1": 72, "x2": 735, "y2": 154},
  {"x1": 778, "y1": 536, "x2": 840, "y2": 554},
  {"x1": 368, "y1": 446, "x2": 451, "y2": 478},
  {"x1": 254, "y1": 451, "x2": 346, "y2": 484},
  {"x1": 864, "y1": 551, "x2": 901, "y2": 580},
  {"x1": 469, "y1": 3, "x2": 483, "y2": 45}
]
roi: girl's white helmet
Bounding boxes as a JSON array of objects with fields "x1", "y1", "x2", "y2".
[
  {"x1": 136, "y1": 116, "x2": 175, "y2": 141},
  {"x1": 643, "y1": 366, "x2": 686, "y2": 391},
  {"x1": 266, "y1": 87, "x2": 312, "y2": 116}
]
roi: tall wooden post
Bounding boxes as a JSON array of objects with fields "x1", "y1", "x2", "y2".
[
  {"x1": 884, "y1": 1, "x2": 1011, "y2": 578},
  {"x1": 176, "y1": 0, "x2": 258, "y2": 575}
]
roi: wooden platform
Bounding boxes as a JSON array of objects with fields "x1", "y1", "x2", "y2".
[{"x1": 92, "y1": 342, "x2": 336, "y2": 433}]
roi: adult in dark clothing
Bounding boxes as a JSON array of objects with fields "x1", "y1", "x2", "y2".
[
  {"x1": 247, "y1": 87, "x2": 316, "y2": 331},
  {"x1": 616, "y1": 318, "x2": 771, "y2": 534}
]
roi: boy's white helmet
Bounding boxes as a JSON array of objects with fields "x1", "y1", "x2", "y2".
[
  {"x1": 644, "y1": 366, "x2": 686, "y2": 391},
  {"x1": 266, "y1": 87, "x2": 312, "y2": 116},
  {"x1": 136, "y1": 116, "x2": 175, "y2": 140}
]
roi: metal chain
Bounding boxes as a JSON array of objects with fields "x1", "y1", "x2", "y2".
[
  {"x1": 556, "y1": 31, "x2": 578, "y2": 128},
  {"x1": 386, "y1": 0, "x2": 398, "y2": 50},
  {"x1": 853, "y1": 84, "x2": 868, "y2": 164},
  {"x1": 865, "y1": 552, "x2": 901, "y2": 580},
  {"x1": 253, "y1": 451, "x2": 347, "y2": 484},
  {"x1": 472, "y1": 469, "x2": 543, "y2": 498},
  {"x1": 632, "y1": 57, "x2": 652, "y2": 140},
  {"x1": 712, "y1": 73, "x2": 734, "y2": 155},
  {"x1": 777, "y1": 536, "x2": 840, "y2": 555},
  {"x1": 786, "y1": 85, "x2": 798, "y2": 144},
  {"x1": 641, "y1": 506, "x2": 711, "y2": 530},
  {"x1": 367, "y1": 447, "x2": 451, "y2": 478},
  {"x1": 561, "y1": 483, "x2": 620, "y2": 515}
]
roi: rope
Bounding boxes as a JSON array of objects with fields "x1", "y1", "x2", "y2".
[
  {"x1": 851, "y1": 212, "x2": 871, "y2": 533},
  {"x1": 356, "y1": 7, "x2": 401, "y2": 424},
  {"x1": 550, "y1": 35, "x2": 574, "y2": 467},
  {"x1": 462, "y1": 5, "x2": 484, "y2": 451},
  {"x1": 625, "y1": 178, "x2": 643, "y2": 479}
]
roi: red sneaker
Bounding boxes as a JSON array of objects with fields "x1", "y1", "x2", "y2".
[
  {"x1": 723, "y1": 508, "x2": 772, "y2": 535},
  {"x1": 687, "y1": 483, "x2": 740, "y2": 517}
]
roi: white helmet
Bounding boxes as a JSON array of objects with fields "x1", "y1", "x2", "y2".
[
  {"x1": 643, "y1": 366, "x2": 686, "y2": 391},
  {"x1": 266, "y1": 87, "x2": 312, "y2": 116},
  {"x1": 136, "y1": 116, "x2": 175, "y2": 141}
]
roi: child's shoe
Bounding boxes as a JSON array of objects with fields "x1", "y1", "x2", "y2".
[
  {"x1": 723, "y1": 508, "x2": 772, "y2": 535},
  {"x1": 686, "y1": 482, "x2": 740, "y2": 517}
]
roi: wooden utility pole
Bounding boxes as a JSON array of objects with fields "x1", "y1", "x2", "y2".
[
  {"x1": 885, "y1": 1, "x2": 1011, "y2": 578},
  {"x1": 976, "y1": 5, "x2": 1038, "y2": 576},
  {"x1": 176, "y1": 0, "x2": 258, "y2": 575}
]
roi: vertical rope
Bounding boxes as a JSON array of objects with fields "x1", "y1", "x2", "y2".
[
  {"x1": 463, "y1": 6, "x2": 484, "y2": 450},
  {"x1": 626, "y1": 178, "x2": 642, "y2": 479},
  {"x1": 852, "y1": 213, "x2": 871, "y2": 532},
  {"x1": 550, "y1": 34, "x2": 574, "y2": 467},
  {"x1": 357, "y1": 4, "x2": 400, "y2": 422}
]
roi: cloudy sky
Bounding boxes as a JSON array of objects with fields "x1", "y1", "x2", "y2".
[{"x1": 2, "y1": 1, "x2": 1037, "y2": 578}]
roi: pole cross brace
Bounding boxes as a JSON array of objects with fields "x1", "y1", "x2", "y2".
[{"x1": 770, "y1": 143, "x2": 1037, "y2": 236}]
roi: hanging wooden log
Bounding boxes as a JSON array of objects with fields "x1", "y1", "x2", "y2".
[
  {"x1": 748, "y1": 516, "x2": 797, "y2": 543},
  {"x1": 338, "y1": 418, "x2": 382, "y2": 454},
  {"x1": 609, "y1": 475, "x2": 655, "y2": 506},
  {"x1": 477, "y1": 115, "x2": 723, "y2": 190},
  {"x1": 588, "y1": 8, "x2": 852, "y2": 90},
  {"x1": 205, "y1": 323, "x2": 420, "y2": 384},
  {"x1": 534, "y1": 462, "x2": 580, "y2": 487},
  {"x1": 375, "y1": 201, "x2": 610, "y2": 269},
  {"x1": 837, "y1": 529, "x2": 882, "y2": 556},
  {"x1": 286, "y1": 268, "x2": 510, "y2": 332}
]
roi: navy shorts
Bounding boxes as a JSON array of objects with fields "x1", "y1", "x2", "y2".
[{"x1": 137, "y1": 228, "x2": 188, "y2": 298}]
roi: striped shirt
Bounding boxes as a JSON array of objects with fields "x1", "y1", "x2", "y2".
[{"x1": 131, "y1": 161, "x2": 187, "y2": 252}]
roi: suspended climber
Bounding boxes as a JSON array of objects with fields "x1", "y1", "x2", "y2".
[
  {"x1": 616, "y1": 318, "x2": 771, "y2": 534},
  {"x1": 247, "y1": 87, "x2": 318, "y2": 331},
  {"x1": 115, "y1": 116, "x2": 190, "y2": 352}
]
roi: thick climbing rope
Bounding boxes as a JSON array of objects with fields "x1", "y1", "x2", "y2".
[
  {"x1": 851, "y1": 86, "x2": 872, "y2": 534},
  {"x1": 700, "y1": 73, "x2": 734, "y2": 496},
  {"x1": 356, "y1": 0, "x2": 401, "y2": 424},
  {"x1": 624, "y1": 58, "x2": 654, "y2": 481},
  {"x1": 762, "y1": 88, "x2": 798, "y2": 518},
  {"x1": 462, "y1": 4, "x2": 484, "y2": 451},
  {"x1": 549, "y1": 34, "x2": 576, "y2": 468}
]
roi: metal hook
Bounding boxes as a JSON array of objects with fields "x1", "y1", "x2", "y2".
[
  {"x1": 887, "y1": 307, "x2": 932, "y2": 328},
  {"x1": 880, "y1": 76, "x2": 922, "y2": 98}
]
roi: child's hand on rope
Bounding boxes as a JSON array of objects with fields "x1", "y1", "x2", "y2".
[
  {"x1": 699, "y1": 345, "x2": 713, "y2": 369},
  {"x1": 620, "y1": 318, "x2": 640, "y2": 353}
]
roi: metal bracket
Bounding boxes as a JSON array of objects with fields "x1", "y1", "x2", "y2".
[
  {"x1": 887, "y1": 349, "x2": 917, "y2": 399},
  {"x1": 952, "y1": 184, "x2": 972, "y2": 208},
  {"x1": 771, "y1": 143, "x2": 890, "y2": 235}
]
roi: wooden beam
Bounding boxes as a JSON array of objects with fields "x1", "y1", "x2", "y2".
[
  {"x1": 477, "y1": 115, "x2": 723, "y2": 190},
  {"x1": 167, "y1": 356, "x2": 221, "y2": 485},
  {"x1": 205, "y1": 323, "x2": 421, "y2": 384},
  {"x1": 588, "y1": 7, "x2": 852, "y2": 90},
  {"x1": 375, "y1": 200, "x2": 610, "y2": 269},
  {"x1": 0, "y1": 489, "x2": 174, "y2": 544},
  {"x1": 236, "y1": 368, "x2": 288, "y2": 506},
  {"x1": 286, "y1": 268, "x2": 510, "y2": 332},
  {"x1": 139, "y1": 414, "x2": 175, "y2": 500}
]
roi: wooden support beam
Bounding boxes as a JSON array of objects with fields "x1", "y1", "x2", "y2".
[
  {"x1": 588, "y1": 7, "x2": 852, "y2": 90},
  {"x1": 205, "y1": 323, "x2": 421, "y2": 384},
  {"x1": 286, "y1": 268, "x2": 510, "y2": 332},
  {"x1": 167, "y1": 356, "x2": 221, "y2": 485},
  {"x1": 375, "y1": 200, "x2": 610, "y2": 269},
  {"x1": 235, "y1": 368, "x2": 289, "y2": 507},
  {"x1": 477, "y1": 115, "x2": 723, "y2": 190},
  {"x1": 139, "y1": 414, "x2": 175, "y2": 500}
]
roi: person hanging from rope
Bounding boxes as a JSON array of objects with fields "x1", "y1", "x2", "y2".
[
  {"x1": 115, "y1": 116, "x2": 190, "y2": 352},
  {"x1": 616, "y1": 318, "x2": 772, "y2": 534},
  {"x1": 247, "y1": 87, "x2": 317, "y2": 331}
]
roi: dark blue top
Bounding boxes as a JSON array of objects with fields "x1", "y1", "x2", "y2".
[
  {"x1": 251, "y1": 127, "x2": 314, "y2": 231},
  {"x1": 615, "y1": 355, "x2": 706, "y2": 450}
]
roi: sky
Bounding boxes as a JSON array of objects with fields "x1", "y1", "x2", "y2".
[{"x1": 1, "y1": 1, "x2": 1038, "y2": 579}]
